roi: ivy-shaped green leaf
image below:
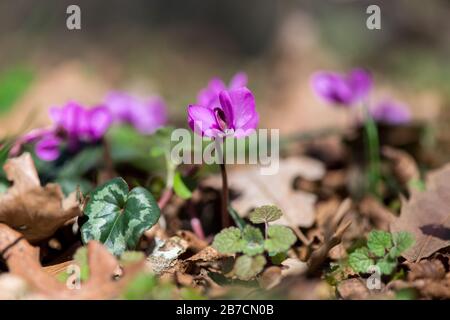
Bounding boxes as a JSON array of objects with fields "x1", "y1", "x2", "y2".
[
  {"x1": 81, "y1": 177, "x2": 160, "y2": 256},
  {"x1": 376, "y1": 256, "x2": 397, "y2": 275},
  {"x1": 233, "y1": 254, "x2": 266, "y2": 280},
  {"x1": 241, "y1": 225, "x2": 264, "y2": 256},
  {"x1": 212, "y1": 227, "x2": 244, "y2": 254},
  {"x1": 264, "y1": 225, "x2": 296, "y2": 255},
  {"x1": 249, "y1": 205, "x2": 283, "y2": 224},
  {"x1": 348, "y1": 247, "x2": 374, "y2": 273},
  {"x1": 390, "y1": 232, "x2": 415, "y2": 258},
  {"x1": 367, "y1": 230, "x2": 392, "y2": 257}
]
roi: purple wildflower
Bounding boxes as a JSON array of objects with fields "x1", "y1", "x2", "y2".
[
  {"x1": 104, "y1": 92, "x2": 167, "y2": 135},
  {"x1": 35, "y1": 134, "x2": 62, "y2": 161},
  {"x1": 188, "y1": 87, "x2": 259, "y2": 138},
  {"x1": 13, "y1": 102, "x2": 112, "y2": 161},
  {"x1": 197, "y1": 72, "x2": 248, "y2": 110},
  {"x1": 50, "y1": 102, "x2": 111, "y2": 147},
  {"x1": 311, "y1": 68, "x2": 372, "y2": 106},
  {"x1": 370, "y1": 100, "x2": 411, "y2": 125}
]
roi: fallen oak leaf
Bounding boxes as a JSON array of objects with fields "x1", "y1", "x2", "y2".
[
  {"x1": 0, "y1": 153, "x2": 80, "y2": 242},
  {"x1": 0, "y1": 223, "x2": 144, "y2": 299},
  {"x1": 390, "y1": 164, "x2": 450, "y2": 261}
]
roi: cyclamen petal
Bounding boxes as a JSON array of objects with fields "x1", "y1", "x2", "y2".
[
  {"x1": 87, "y1": 106, "x2": 113, "y2": 140},
  {"x1": 187, "y1": 105, "x2": 222, "y2": 137},
  {"x1": 104, "y1": 92, "x2": 168, "y2": 135},
  {"x1": 348, "y1": 68, "x2": 373, "y2": 100},
  {"x1": 219, "y1": 87, "x2": 258, "y2": 131},
  {"x1": 197, "y1": 78, "x2": 227, "y2": 109},
  {"x1": 229, "y1": 72, "x2": 248, "y2": 90},
  {"x1": 35, "y1": 134, "x2": 61, "y2": 161},
  {"x1": 197, "y1": 72, "x2": 248, "y2": 109},
  {"x1": 130, "y1": 97, "x2": 168, "y2": 135},
  {"x1": 370, "y1": 100, "x2": 411, "y2": 125}
]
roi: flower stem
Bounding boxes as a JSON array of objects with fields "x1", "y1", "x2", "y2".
[
  {"x1": 363, "y1": 103, "x2": 381, "y2": 197},
  {"x1": 215, "y1": 138, "x2": 231, "y2": 228},
  {"x1": 219, "y1": 162, "x2": 231, "y2": 228}
]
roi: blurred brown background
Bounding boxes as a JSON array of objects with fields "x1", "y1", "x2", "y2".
[{"x1": 0, "y1": 0, "x2": 449, "y2": 138}]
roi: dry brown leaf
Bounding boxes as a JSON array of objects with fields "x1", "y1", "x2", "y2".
[
  {"x1": 382, "y1": 146, "x2": 420, "y2": 188},
  {"x1": 186, "y1": 246, "x2": 228, "y2": 263},
  {"x1": 146, "y1": 236, "x2": 189, "y2": 274},
  {"x1": 203, "y1": 157, "x2": 325, "y2": 228},
  {"x1": 176, "y1": 230, "x2": 208, "y2": 253},
  {"x1": 336, "y1": 278, "x2": 370, "y2": 300},
  {"x1": 359, "y1": 196, "x2": 395, "y2": 231},
  {"x1": 0, "y1": 223, "x2": 144, "y2": 299},
  {"x1": 391, "y1": 164, "x2": 450, "y2": 261},
  {"x1": 411, "y1": 277, "x2": 450, "y2": 299},
  {"x1": 0, "y1": 153, "x2": 80, "y2": 242},
  {"x1": 0, "y1": 274, "x2": 29, "y2": 300},
  {"x1": 258, "y1": 266, "x2": 282, "y2": 290},
  {"x1": 406, "y1": 259, "x2": 446, "y2": 281}
]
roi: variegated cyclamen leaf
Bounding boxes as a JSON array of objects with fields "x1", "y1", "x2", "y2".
[{"x1": 81, "y1": 177, "x2": 160, "y2": 256}]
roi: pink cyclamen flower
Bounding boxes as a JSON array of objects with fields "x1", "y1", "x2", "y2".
[
  {"x1": 13, "y1": 102, "x2": 113, "y2": 161},
  {"x1": 104, "y1": 92, "x2": 167, "y2": 135},
  {"x1": 188, "y1": 87, "x2": 259, "y2": 138},
  {"x1": 197, "y1": 72, "x2": 248, "y2": 110},
  {"x1": 311, "y1": 68, "x2": 372, "y2": 106},
  {"x1": 370, "y1": 100, "x2": 411, "y2": 125}
]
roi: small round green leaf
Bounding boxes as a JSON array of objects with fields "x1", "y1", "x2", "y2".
[
  {"x1": 264, "y1": 225, "x2": 296, "y2": 255},
  {"x1": 390, "y1": 232, "x2": 415, "y2": 258},
  {"x1": 348, "y1": 247, "x2": 375, "y2": 273},
  {"x1": 367, "y1": 230, "x2": 392, "y2": 257},
  {"x1": 212, "y1": 227, "x2": 244, "y2": 254},
  {"x1": 233, "y1": 255, "x2": 266, "y2": 281},
  {"x1": 249, "y1": 205, "x2": 283, "y2": 224},
  {"x1": 376, "y1": 257, "x2": 397, "y2": 275},
  {"x1": 241, "y1": 225, "x2": 264, "y2": 256},
  {"x1": 81, "y1": 177, "x2": 161, "y2": 256}
]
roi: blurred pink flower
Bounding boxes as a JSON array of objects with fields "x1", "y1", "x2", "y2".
[
  {"x1": 370, "y1": 100, "x2": 411, "y2": 125},
  {"x1": 311, "y1": 68, "x2": 372, "y2": 106},
  {"x1": 104, "y1": 92, "x2": 167, "y2": 135}
]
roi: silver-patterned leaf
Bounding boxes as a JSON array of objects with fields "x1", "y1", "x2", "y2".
[{"x1": 81, "y1": 177, "x2": 160, "y2": 256}]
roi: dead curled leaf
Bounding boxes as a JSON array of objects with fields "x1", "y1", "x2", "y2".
[
  {"x1": 0, "y1": 153, "x2": 80, "y2": 242},
  {"x1": 336, "y1": 278, "x2": 370, "y2": 300},
  {"x1": 0, "y1": 223, "x2": 144, "y2": 299},
  {"x1": 391, "y1": 164, "x2": 450, "y2": 261},
  {"x1": 203, "y1": 157, "x2": 325, "y2": 228}
]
